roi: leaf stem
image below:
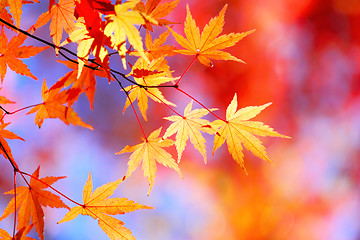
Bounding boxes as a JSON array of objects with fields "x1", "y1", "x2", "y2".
[
  {"x1": 19, "y1": 171, "x2": 82, "y2": 206},
  {"x1": 175, "y1": 55, "x2": 197, "y2": 86},
  {"x1": 113, "y1": 74, "x2": 148, "y2": 141},
  {"x1": 0, "y1": 140, "x2": 19, "y2": 171},
  {"x1": 176, "y1": 87, "x2": 226, "y2": 121},
  {"x1": 146, "y1": 89, "x2": 183, "y2": 118},
  {"x1": 13, "y1": 170, "x2": 16, "y2": 238},
  {"x1": 0, "y1": 17, "x2": 177, "y2": 91}
]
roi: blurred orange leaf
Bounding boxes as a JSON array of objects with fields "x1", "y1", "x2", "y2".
[{"x1": 135, "y1": 0, "x2": 179, "y2": 31}]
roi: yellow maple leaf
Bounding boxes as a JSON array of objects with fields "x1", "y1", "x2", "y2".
[
  {"x1": 130, "y1": 29, "x2": 176, "y2": 77},
  {"x1": 104, "y1": 0, "x2": 157, "y2": 69},
  {"x1": 212, "y1": 94, "x2": 290, "y2": 174},
  {"x1": 123, "y1": 57, "x2": 177, "y2": 121},
  {"x1": 169, "y1": 4, "x2": 255, "y2": 67},
  {"x1": 117, "y1": 127, "x2": 182, "y2": 195},
  {"x1": 163, "y1": 100, "x2": 216, "y2": 163},
  {"x1": 58, "y1": 172, "x2": 152, "y2": 240}
]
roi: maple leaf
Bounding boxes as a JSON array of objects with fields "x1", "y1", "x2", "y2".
[
  {"x1": 117, "y1": 127, "x2": 182, "y2": 195},
  {"x1": 26, "y1": 79, "x2": 93, "y2": 129},
  {"x1": 0, "y1": 0, "x2": 38, "y2": 27},
  {"x1": 104, "y1": 0, "x2": 157, "y2": 69},
  {"x1": 34, "y1": 0, "x2": 76, "y2": 54},
  {"x1": 123, "y1": 57, "x2": 176, "y2": 121},
  {"x1": 0, "y1": 93, "x2": 15, "y2": 105},
  {"x1": 212, "y1": 94, "x2": 290, "y2": 173},
  {"x1": 58, "y1": 172, "x2": 152, "y2": 240},
  {"x1": 135, "y1": 0, "x2": 179, "y2": 31},
  {"x1": 0, "y1": 123, "x2": 24, "y2": 169},
  {"x1": 169, "y1": 4, "x2": 255, "y2": 67},
  {"x1": 0, "y1": 224, "x2": 36, "y2": 240},
  {"x1": 0, "y1": 89, "x2": 15, "y2": 124},
  {"x1": 52, "y1": 60, "x2": 108, "y2": 109},
  {"x1": 163, "y1": 100, "x2": 217, "y2": 163},
  {"x1": 60, "y1": 18, "x2": 111, "y2": 77},
  {"x1": 0, "y1": 29, "x2": 48, "y2": 83},
  {"x1": 131, "y1": 29, "x2": 176, "y2": 77},
  {"x1": 143, "y1": 29, "x2": 177, "y2": 61},
  {"x1": 0, "y1": 1, "x2": 14, "y2": 28},
  {"x1": 0, "y1": 167, "x2": 69, "y2": 240}
]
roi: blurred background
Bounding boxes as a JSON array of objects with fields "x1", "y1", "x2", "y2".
[{"x1": 1, "y1": 0, "x2": 360, "y2": 239}]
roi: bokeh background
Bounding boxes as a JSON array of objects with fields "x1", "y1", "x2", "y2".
[{"x1": 1, "y1": 0, "x2": 360, "y2": 239}]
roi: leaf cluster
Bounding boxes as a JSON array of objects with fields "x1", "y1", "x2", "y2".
[{"x1": 0, "y1": 0, "x2": 289, "y2": 239}]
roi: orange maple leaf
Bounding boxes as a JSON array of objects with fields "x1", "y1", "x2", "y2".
[
  {"x1": 58, "y1": 172, "x2": 152, "y2": 240},
  {"x1": 0, "y1": 89, "x2": 15, "y2": 124},
  {"x1": 0, "y1": 0, "x2": 38, "y2": 27},
  {"x1": 0, "y1": 167, "x2": 69, "y2": 240},
  {"x1": 0, "y1": 1, "x2": 14, "y2": 28},
  {"x1": 0, "y1": 224, "x2": 36, "y2": 240},
  {"x1": 26, "y1": 79, "x2": 93, "y2": 129},
  {"x1": 34, "y1": 0, "x2": 76, "y2": 54},
  {"x1": 212, "y1": 94, "x2": 290, "y2": 174},
  {"x1": 169, "y1": 4, "x2": 255, "y2": 67},
  {"x1": 0, "y1": 123, "x2": 24, "y2": 169},
  {"x1": 135, "y1": 0, "x2": 179, "y2": 31},
  {"x1": 0, "y1": 29, "x2": 48, "y2": 83},
  {"x1": 117, "y1": 127, "x2": 182, "y2": 195},
  {"x1": 0, "y1": 93, "x2": 15, "y2": 105},
  {"x1": 52, "y1": 60, "x2": 108, "y2": 109},
  {"x1": 163, "y1": 100, "x2": 217, "y2": 163}
]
